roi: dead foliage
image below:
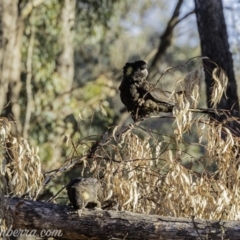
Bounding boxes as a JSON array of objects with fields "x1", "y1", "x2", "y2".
[
  {"x1": 0, "y1": 117, "x2": 43, "y2": 198},
  {"x1": 1, "y1": 61, "x2": 240, "y2": 224},
  {"x1": 0, "y1": 117, "x2": 43, "y2": 231},
  {"x1": 44, "y1": 62, "x2": 240, "y2": 221}
]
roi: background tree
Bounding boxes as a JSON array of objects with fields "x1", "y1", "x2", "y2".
[
  {"x1": 0, "y1": 0, "x2": 46, "y2": 133},
  {"x1": 194, "y1": 0, "x2": 240, "y2": 130}
]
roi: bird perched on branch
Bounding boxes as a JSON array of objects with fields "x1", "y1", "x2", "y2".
[
  {"x1": 66, "y1": 178, "x2": 103, "y2": 215},
  {"x1": 119, "y1": 60, "x2": 218, "y2": 121},
  {"x1": 119, "y1": 60, "x2": 176, "y2": 121}
]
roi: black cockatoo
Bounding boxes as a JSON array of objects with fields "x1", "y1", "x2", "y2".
[
  {"x1": 119, "y1": 60, "x2": 217, "y2": 121},
  {"x1": 119, "y1": 60, "x2": 176, "y2": 121}
]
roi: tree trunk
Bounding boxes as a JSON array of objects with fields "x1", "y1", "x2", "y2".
[
  {"x1": 56, "y1": 0, "x2": 75, "y2": 91},
  {"x1": 4, "y1": 197, "x2": 240, "y2": 240},
  {"x1": 194, "y1": 0, "x2": 240, "y2": 128},
  {"x1": 0, "y1": 0, "x2": 23, "y2": 132},
  {"x1": 0, "y1": 0, "x2": 46, "y2": 133}
]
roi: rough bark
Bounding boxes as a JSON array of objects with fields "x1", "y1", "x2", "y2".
[
  {"x1": 194, "y1": 0, "x2": 240, "y2": 126},
  {"x1": 4, "y1": 197, "x2": 240, "y2": 240}
]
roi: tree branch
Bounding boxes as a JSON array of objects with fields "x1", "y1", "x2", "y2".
[
  {"x1": 148, "y1": 1, "x2": 194, "y2": 78},
  {"x1": 42, "y1": 123, "x2": 137, "y2": 188},
  {"x1": 174, "y1": 10, "x2": 195, "y2": 27},
  {"x1": 5, "y1": 197, "x2": 240, "y2": 239}
]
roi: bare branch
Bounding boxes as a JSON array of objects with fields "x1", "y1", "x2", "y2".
[
  {"x1": 148, "y1": 0, "x2": 184, "y2": 76},
  {"x1": 174, "y1": 10, "x2": 195, "y2": 27}
]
